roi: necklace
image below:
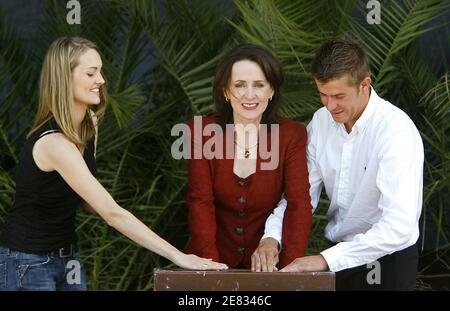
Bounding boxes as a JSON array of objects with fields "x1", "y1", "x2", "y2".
[{"x1": 234, "y1": 140, "x2": 258, "y2": 159}]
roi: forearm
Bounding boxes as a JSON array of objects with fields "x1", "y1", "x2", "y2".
[
  {"x1": 186, "y1": 130, "x2": 218, "y2": 259},
  {"x1": 187, "y1": 213, "x2": 219, "y2": 260},
  {"x1": 107, "y1": 205, "x2": 181, "y2": 263},
  {"x1": 280, "y1": 203, "x2": 311, "y2": 265},
  {"x1": 321, "y1": 212, "x2": 419, "y2": 272},
  {"x1": 282, "y1": 132, "x2": 313, "y2": 264},
  {"x1": 186, "y1": 199, "x2": 219, "y2": 259},
  {"x1": 262, "y1": 198, "x2": 286, "y2": 245}
]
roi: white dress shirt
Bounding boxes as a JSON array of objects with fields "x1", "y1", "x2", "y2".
[{"x1": 262, "y1": 88, "x2": 424, "y2": 272}]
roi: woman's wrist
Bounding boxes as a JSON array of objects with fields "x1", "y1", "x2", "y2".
[{"x1": 163, "y1": 247, "x2": 183, "y2": 264}]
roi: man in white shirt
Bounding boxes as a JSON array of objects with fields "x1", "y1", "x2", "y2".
[{"x1": 251, "y1": 37, "x2": 424, "y2": 290}]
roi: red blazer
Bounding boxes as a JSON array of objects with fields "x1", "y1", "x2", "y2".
[{"x1": 185, "y1": 116, "x2": 312, "y2": 268}]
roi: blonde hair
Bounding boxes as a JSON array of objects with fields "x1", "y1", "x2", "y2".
[{"x1": 27, "y1": 37, "x2": 107, "y2": 146}]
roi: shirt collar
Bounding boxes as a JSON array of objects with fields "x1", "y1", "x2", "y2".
[
  {"x1": 331, "y1": 86, "x2": 379, "y2": 133},
  {"x1": 352, "y1": 87, "x2": 378, "y2": 134}
]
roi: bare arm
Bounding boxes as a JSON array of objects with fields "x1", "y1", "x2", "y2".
[{"x1": 33, "y1": 134, "x2": 227, "y2": 270}]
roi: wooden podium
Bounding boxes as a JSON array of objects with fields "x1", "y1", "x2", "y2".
[{"x1": 154, "y1": 269, "x2": 335, "y2": 291}]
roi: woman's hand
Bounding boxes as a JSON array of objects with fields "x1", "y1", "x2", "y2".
[
  {"x1": 173, "y1": 254, "x2": 228, "y2": 270},
  {"x1": 251, "y1": 237, "x2": 280, "y2": 272}
]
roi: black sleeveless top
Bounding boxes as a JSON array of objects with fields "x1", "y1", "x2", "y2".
[{"x1": 0, "y1": 118, "x2": 96, "y2": 254}]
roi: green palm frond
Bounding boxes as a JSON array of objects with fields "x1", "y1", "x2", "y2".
[
  {"x1": 282, "y1": 86, "x2": 321, "y2": 122},
  {"x1": 0, "y1": 168, "x2": 15, "y2": 220},
  {"x1": 0, "y1": 12, "x2": 39, "y2": 165},
  {"x1": 417, "y1": 73, "x2": 449, "y2": 255},
  {"x1": 348, "y1": 0, "x2": 449, "y2": 92},
  {"x1": 420, "y1": 73, "x2": 450, "y2": 130},
  {"x1": 108, "y1": 84, "x2": 144, "y2": 128},
  {"x1": 230, "y1": 0, "x2": 326, "y2": 74},
  {"x1": 122, "y1": 0, "x2": 236, "y2": 116},
  {"x1": 397, "y1": 48, "x2": 440, "y2": 97},
  {"x1": 386, "y1": 46, "x2": 441, "y2": 119}
]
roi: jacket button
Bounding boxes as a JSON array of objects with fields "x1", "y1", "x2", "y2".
[
  {"x1": 237, "y1": 196, "x2": 246, "y2": 204},
  {"x1": 238, "y1": 211, "x2": 246, "y2": 217},
  {"x1": 235, "y1": 227, "x2": 244, "y2": 235},
  {"x1": 237, "y1": 247, "x2": 245, "y2": 255},
  {"x1": 238, "y1": 179, "x2": 247, "y2": 187}
]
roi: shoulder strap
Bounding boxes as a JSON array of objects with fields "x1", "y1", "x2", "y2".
[{"x1": 38, "y1": 129, "x2": 61, "y2": 138}]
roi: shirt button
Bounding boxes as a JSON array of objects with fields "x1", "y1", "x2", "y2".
[
  {"x1": 237, "y1": 247, "x2": 245, "y2": 255},
  {"x1": 235, "y1": 227, "x2": 244, "y2": 235},
  {"x1": 237, "y1": 196, "x2": 246, "y2": 204},
  {"x1": 238, "y1": 179, "x2": 247, "y2": 187},
  {"x1": 238, "y1": 211, "x2": 246, "y2": 217}
]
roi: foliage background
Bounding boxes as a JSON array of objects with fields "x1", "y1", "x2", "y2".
[{"x1": 0, "y1": 0, "x2": 448, "y2": 290}]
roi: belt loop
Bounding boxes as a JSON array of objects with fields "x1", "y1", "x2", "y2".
[
  {"x1": 0, "y1": 246, "x2": 11, "y2": 256},
  {"x1": 61, "y1": 244, "x2": 74, "y2": 258},
  {"x1": 51, "y1": 244, "x2": 75, "y2": 258}
]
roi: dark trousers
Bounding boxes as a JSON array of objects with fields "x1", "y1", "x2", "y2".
[{"x1": 334, "y1": 243, "x2": 418, "y2": 291}]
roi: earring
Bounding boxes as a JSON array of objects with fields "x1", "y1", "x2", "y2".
[
  {"x1": 269, "y1": 96, "x2": 273, "y2": 101},
  {"x1": 225, "y1": 96, "x2": 229, "y2": 102}
]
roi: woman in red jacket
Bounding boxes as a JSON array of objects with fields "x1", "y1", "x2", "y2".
[{"x1": 185, "y1": 44, "x2": 312, "y2": 271}]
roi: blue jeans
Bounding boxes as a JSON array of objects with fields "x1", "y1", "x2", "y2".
[{"x1": 0, "y1": 246, "x2": 87, "y2": 291}]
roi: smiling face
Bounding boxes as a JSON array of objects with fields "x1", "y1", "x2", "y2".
[
  {"x1": 72, "y1": 48, "x2": 105, "y2": 107},
  {"x1": 224, "y1": 60, "x2": 274, "y2": 126},
  {"x1": 315, "y1": 75, "x2": 371, "y2": 132}
]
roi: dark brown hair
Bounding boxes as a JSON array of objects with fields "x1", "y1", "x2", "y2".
[
  {"x1": 213, "y1": 44, "x2": 284, "y2": 127},
  {"x1": 311, "y1": 37, "x2": 371, "y2": 87}
]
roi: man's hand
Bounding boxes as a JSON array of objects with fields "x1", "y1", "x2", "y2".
[
  {"x1": 279, "y1": 255, "x2": 329, "y2": 272},
  {"x1": 251, "y1": 237, "x2": 280, "y2": 272}
]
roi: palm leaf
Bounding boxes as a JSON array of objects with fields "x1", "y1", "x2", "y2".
[{"x1": 348, "y1": 0, "x2": 449, "y2": 92}]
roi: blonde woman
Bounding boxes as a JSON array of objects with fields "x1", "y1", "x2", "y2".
[{"x1": 0, "y1": 37, "x2": 227, "y2": 291}]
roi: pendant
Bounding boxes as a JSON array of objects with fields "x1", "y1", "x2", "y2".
[{"x1": 244, "y1": 150, "x2": 250, "y2": 159}]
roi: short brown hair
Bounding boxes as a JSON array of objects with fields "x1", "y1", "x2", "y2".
[
  {"x1": 213, "y1": 44, "x2": 284, "y2": 127},
  {"x1": 311, "y1": 37, "x2": 370, "y2": 87}
]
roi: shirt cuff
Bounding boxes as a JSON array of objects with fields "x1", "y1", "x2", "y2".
[
  {"x1": 320, "y1": 245, "x2": 348, "y2": 272},
  {"x1": 321, "y1": 242, "x2": 374, "y2": 272}
]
